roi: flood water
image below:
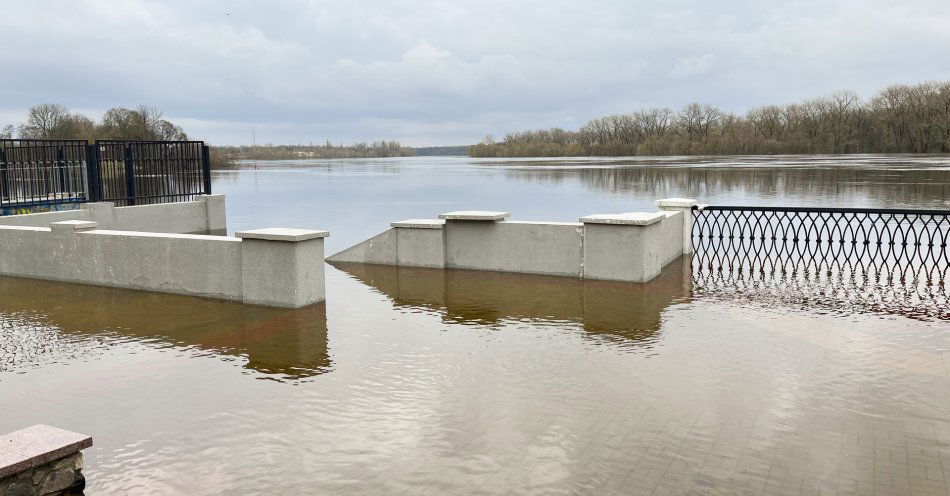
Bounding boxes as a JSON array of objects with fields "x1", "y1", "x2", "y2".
[{"x1": 1, "y1": 155, "x2": 949, "y2": 495}]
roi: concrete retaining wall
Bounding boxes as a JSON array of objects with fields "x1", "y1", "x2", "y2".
[
  {"x1": 327, "y1": 199, "x2": 699, "y2": 283},
  {"x1": 0, "y1": 194, "x2": 227, "y2": 234},
  {"x1": 445, "y1": 221, "x2": 583, "y2": 276},
  {"x1": 0, "y1": 222, "x2": 327, "y2": 308}
]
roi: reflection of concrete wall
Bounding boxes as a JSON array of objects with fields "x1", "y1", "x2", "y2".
[
  {"x1": 329, "y1": 200, "x2": 697, "y2": 283},
  {"x1": 334, "y1": 257, "x2": 691, "y2": 343},
  {"x1": 0, "y1": 194, "x2": 226, "y2": 234},
  {"x1": 0, "y1": 277, "x2": 330, "y2": 379}
]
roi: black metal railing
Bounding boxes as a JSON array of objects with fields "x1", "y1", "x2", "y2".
[
  {"x1": 0, "y1": 139, "x2": 211, "y2": 210},
  {"x1": 94, "y1": 140, "x2": 210, "y2": 206},
  {"x1": 0, "y1": 139, "x2": 90, "y2": 208},
  {"x1": 692, "y1": 205, "x2": 950, "y2": 319}
]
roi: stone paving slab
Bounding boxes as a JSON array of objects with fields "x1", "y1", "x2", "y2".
[{"x1": 0, "y1": 425, "x2": 92, "y2": 479}]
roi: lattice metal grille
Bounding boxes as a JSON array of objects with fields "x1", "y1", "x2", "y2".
[{"x1": 692, "y1": 206, "x2": 949, "y2": 320}]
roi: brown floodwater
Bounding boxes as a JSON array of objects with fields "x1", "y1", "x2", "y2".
[{"x1": 1, "y1": 155, "x2": 949, "y2": 495}]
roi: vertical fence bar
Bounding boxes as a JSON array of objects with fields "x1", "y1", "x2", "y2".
[
  {"x1": 0, "y1": 147, "x2": 8, "y2": 204},
  {"x1": 202, "y1": 144, "x2": 212, "y2": 195},
  {"x1": 56, "y1": 146, "x2": 67, "y2": 196},
  {"x1": 85, "y1": 143, "x2": 100, "y2": 202},
  {"x1": 123, "y1": 143, "x2": 136, "y2": 206}
]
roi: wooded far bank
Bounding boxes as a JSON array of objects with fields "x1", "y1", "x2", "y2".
[{"x1": 469, "y1": 80, "x2": 950, "y2": 158}]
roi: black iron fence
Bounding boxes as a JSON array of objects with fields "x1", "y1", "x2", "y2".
[
  {"x1": 692, "y1": 205, "x2": 950, "y2": 319},
  {"x1": 0, "y1": 139, "x2": 211, "y2": 210},
  {"x1": 0, "y1": 139, "x2": 90, "y2": 208},
  {"x1": 93, "y1": 140, "x2": 211, "y2": 206}
]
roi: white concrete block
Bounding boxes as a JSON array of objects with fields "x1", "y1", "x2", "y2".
[
  {"x1": 200, "y1": 194, "x2": 227, "y2": 232},
  {"x1": 579, "y1": 212, "x2": 666, "y2": 226},
  {"x1": 241, "y1": 235, "x2": 326, "y2": 308},
  {"x1": 655, "y1": 197, "x2": 699, "y2": 254},
  {"x1": 50, "y1": 220, "x2": 97, "y2": 233},
  {"x1": 391, "y1": 219, "x2": 445, "y2": 229},
  {"x1": 583, "y1": 222, "x2": 665, "y2": 282},
  {"x1": 396, "y1": 227, "x2": 445, "y2": 268},
  {"x1": 654, "y1": 198, "x2": 700, "y2": 208},
  {"x1": 236, "y1": 228, "x2": 329, "y2": 242},
  {"x1": 438, "y1": 211, "x2": 510, "y2": 221}
]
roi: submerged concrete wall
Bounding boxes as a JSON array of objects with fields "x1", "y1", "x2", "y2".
[
  {"x1": 0, "y1": 194, "x2": 227, "y2": 234},
  {"x1": 327, "y1": 199, "x2": 699, "y2": 283},
  {"x1": 0, "y1": 222, "x2": 327, "y2": 308}
]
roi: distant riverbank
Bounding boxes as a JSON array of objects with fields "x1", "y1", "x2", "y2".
[
  {"x1": 469, "y1": 80, "x2": 950, "y2": 158},
  {"x1": 210, "y1": 144, "x2": 469, "y2": 168}
]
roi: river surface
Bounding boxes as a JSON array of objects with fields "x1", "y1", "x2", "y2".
[{"x1": 1, "y1": 155, "x2": 949, "y2": 495}]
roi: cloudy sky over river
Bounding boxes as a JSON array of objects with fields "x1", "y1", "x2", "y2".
[{"x1": 2, "y1": 0, "x2": 949, "y2": 144}]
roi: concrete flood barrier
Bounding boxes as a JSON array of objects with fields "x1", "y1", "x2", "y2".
[
  {"x1": 327, "y1": 198, "x2": 700, "y2": 283},
  {"x1": 0, "y1": 194, "x2": 226, "y2": 234},
  {"x1": 0, "y1": 195, "x2": 329, "y2": 308}
]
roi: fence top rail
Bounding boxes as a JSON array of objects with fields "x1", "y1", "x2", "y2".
[
  {"x1": 94, "y1": 140, "x2": 205, "y2": 145},
  {"x1": 0, "y1": 140, "x2": 89, "y2": 149},
  {"x1": 696, "y1": 205, "x2": 950, "y2": 216},
  {"x1": 0, "y1": 138, "x2": 88, "y2": 143}
]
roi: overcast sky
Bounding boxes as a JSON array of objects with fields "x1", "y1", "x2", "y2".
[{"x1": 2, "y1": 0, "x2": 949, "y2": 146}]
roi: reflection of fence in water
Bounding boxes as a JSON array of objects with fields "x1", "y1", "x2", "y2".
[{"x1": 692, "y1": 206, "x2": 950, "y2": 320}]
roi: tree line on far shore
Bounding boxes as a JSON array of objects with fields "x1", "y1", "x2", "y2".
[
  {"x1": 212, "y1": 141, "x2": 415, "y2": 165},
  {"x1": 469, "y1": 80, "x2": 950, "y2": 158},
  {"x1": 0, "y1": 104, "x2": 419, "y2": 168}
]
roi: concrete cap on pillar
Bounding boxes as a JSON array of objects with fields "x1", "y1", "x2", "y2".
[
  {"x1": 49, "y1": 220, "x2": 97, "y2": 233},
  {"x1": 438, "y1": 211, "x2": 510, "y2": 221},
  {"x1": 236, "y1": 228, "x2": 329, "y2": 242},
  {"x1": 391, "y1": 219, "x2": 445, "y2": 229},
  {"x1": 579, "y1": 212, "x2": 666, "y2": 226},
  {"x1": 654, "y1": 198, "x2": 700, "y2": 208}
]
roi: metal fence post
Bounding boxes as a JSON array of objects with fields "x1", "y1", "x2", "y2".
[
  {"x1": 0, "y1": 147, "x2": 8, "y2": 203},
  {"x1": 202, "y1": 144, "x2": 212, "y2": 195},
  {"x1": 123, "y1": 143, "x2": 136, "y2": 206},
  {"x1": 56, "y1": 146, "x2": 67, "y2": 195},
  {"x1": 84, "y1": 144, "x2": 100, "y2": 202}
]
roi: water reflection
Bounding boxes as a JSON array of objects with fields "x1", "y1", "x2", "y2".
[
  {"x1": 0, "y1": 277, "x2": 330, "y2": 381},
  {"x1": 331, "y1": 257, "x2": 691, "y2": 347},
  {"x1": 506, "y1": 161, "x2": 950, "y2": 209}
]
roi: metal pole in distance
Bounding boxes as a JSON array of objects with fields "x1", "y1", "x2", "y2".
[
  {"x1": 202, "y1": 144, "x2": 212, "y2": 195},
  {"x1": 123, "y1": 143, "x2": 136, "y2": 206}
]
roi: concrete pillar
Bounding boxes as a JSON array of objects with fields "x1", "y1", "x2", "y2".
[
  {"x1": 655, "y1": 198, "x2": 700, "y2": 255},
  {"x1": 200, "y1": 194, "x2": 227, "y2": 233},
  {"x1": 391, "y1": 219, "x2": 446, "y2": 268},
  {"x1": 438, "y1": 211, "x2": 511, "y2": 271},
  {"x1": 580, "y1": 212, "x2": 667, "y2": 282},
  {"x1": 236, "y1": 228, "x2": 328, "y2": 308}
]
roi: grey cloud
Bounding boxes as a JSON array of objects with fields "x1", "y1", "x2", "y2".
[{"x1": 1, "y1": 0, "x2": 948, "y2": 145}]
